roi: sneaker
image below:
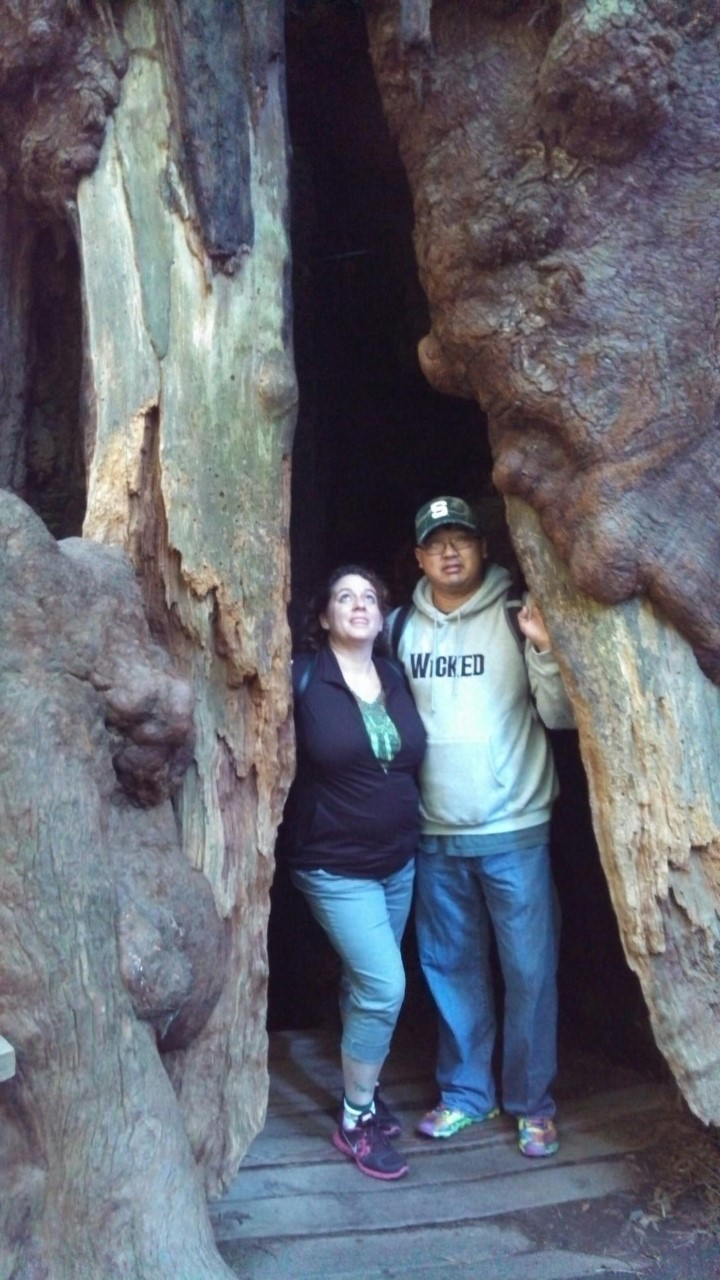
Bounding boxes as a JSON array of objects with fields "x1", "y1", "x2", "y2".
[
  {"x1": 332, "y1": 1112, "x2": 409, "y2": 1180},
  {"x1": 518, "y1": 1114, "x2": 559, "y2": 1158},
  {"x1": 336, "y1": 1088, "x2": 402, "y2": 1137},
  {"x1": 372, "y1": 1088, "x2": 402, "y2": 1138},
  {"x1": 417, "y1": 1105, "x2": 500, "y2": 1139}
]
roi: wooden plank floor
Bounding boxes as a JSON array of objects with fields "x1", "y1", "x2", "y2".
[{"x1": 211, "y1": 1028, "x2": 679, "y2": 1279}]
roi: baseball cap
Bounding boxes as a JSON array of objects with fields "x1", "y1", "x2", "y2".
[{"x1": 415, "y1": 496, "x2": 482, "y2": 545}]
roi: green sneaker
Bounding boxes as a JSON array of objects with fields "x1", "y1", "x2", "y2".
[{"x1": 417, "y1": 1105, "x2": 500, "y2": 1139}]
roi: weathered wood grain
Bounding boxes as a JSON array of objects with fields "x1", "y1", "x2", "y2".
[
  {"x1": 77, "y1": 0, "x2": 296, "y2": 1197},
  {"x1": 509, "y1": 499, "x2": 720, "y2": 1125},
  {"x1": 210, "y1": 1031, "x2": 675, "y2": 1279}
]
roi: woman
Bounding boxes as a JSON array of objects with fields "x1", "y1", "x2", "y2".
[{"x1": 283, "y1": 565, "x2": 426, "y2": 1180}]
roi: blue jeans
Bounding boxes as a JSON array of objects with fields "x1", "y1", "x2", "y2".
[
  {"x1": 291, "y1": 860, "x2": 415, "y2": 1063},
  {"x1": 414, "y1": 843, "x2": 559, "y2": 1117}
]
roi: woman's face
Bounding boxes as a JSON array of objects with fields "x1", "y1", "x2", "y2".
[{"x1": 320, "y1": 574, "x2": 384, "y2": 648}]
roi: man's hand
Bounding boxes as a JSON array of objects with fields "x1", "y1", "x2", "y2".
[{"x1": 518, "y1": 596, "x2": 551, "y2": 653}]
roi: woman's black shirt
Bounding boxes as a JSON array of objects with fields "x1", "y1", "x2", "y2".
[{"x1": 281, "y1": 645, "x2": 427, "y2": 878}]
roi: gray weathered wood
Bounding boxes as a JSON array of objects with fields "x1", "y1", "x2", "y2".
[
  {"x1": 217, "y1": 1231, "x2": 637, "y2": 1280},
  {"x1": 76, "y1": 0, "x2": 296, "y2": 1197},
  {"x1": 229, "y1": 1095, "x2": 669, "y2": 1189},
  {"x1": 210, "y1": 1030, "x2": 676, "y2": 1279},
  {"x1": 509, "y1": 500, "x2": 720, "y2": 1126}
]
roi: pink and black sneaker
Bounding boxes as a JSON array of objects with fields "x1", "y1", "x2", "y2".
[{"x1": 332, "y1": 1111, "x2": 408, "y2": 1180}]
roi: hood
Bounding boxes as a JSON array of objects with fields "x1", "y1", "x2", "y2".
[{"x1": 412, "y1": 561, "x2": 512, "y2": 620}]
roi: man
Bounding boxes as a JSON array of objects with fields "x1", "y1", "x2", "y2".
[{"x1": 394, "y1": 495, "x2": 574, "y2": 1157}]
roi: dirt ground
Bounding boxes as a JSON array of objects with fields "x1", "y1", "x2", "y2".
[
  {"x1": 538, "y1": 1047, "x2": 720, "y2": 1279},
  {"x1": 513, "y1": 1189, "x2": 720, "y2": 1278}
]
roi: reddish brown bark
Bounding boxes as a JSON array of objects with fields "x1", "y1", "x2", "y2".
[
  {"x1": 366, "y1": 0, "x2": 720, "y2": 682},
  {"x1": 365, "y1": 0, "x2": 720, "y2": 1124}
]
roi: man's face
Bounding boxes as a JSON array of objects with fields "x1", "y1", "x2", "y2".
[{"x1": 415, "y1": 524, "x2": 485, "y2": 602}]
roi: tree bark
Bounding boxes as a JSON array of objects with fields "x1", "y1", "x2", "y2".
[
  {"x1": 0, "y1": 492, "x2": 234, "y2": 1280},
  {"x1": 509, "y1": 499, "x2": 720, "y2": 1124},
  {"x1": 3, "y1": 1, "x2": 719, "y2": 1272},
  {"x1": 365, "y1": 0, "x2": 720, "y2": 1121},
  {"x1": 76, "y1": 0, "x2": 295, "y2": 1193},
  {"x1": 366, "y1": 0, "x2": 720, "y2": 680},
  {"x1": 0, "y1": 0, "x2": 294, "y2": 1273}
]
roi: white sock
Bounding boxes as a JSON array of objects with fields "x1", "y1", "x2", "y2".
[{"x1": 343, "y1": 1096, "x2": 375, "y2": 1130}]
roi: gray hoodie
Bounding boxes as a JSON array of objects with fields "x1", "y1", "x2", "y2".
[{"x1": 396, "y1": 563, "x2": 574, "y2": 837}]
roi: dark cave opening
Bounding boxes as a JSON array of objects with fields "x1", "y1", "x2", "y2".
[
  {"x1": 273, "y1": 0, "x2": 664, "y2": 1085},
  {"x1": 24, "y1": 224, "x2": 86, "y2": 540},
  {"x1": 285, "y1": 0, "x2": 493, "y2": 623}
]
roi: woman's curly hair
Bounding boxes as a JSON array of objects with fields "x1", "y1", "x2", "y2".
[{"x1": 299, "y1": 564, "x2": 391, "y2": 654}]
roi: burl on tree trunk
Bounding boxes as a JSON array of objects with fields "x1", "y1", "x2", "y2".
[
  {"x1": 0, "y1": 492, "x2": 233, "y2": 1279},
  {"x1": 0, "y1": 0, "x2": 293, "y2": 1275},
  {"x1": 365, "y1": 0, "x2": 720, "y2": 1121}
]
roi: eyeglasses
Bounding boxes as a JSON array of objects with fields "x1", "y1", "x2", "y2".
[{"x1": 421, "y1": 532, "x2": 479, "y2": 556}]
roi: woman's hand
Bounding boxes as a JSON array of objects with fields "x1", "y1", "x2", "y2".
[{"x1": 518, "y1": 596, "x2": 551, "y2": 653}]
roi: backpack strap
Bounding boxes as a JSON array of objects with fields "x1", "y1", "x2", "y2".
[
  {"x1": 390, "y1": 594, "x2": 524, "y2": 653},
  {"x1": 388, "y1": 603, "x2": 412, "y2": 658}
]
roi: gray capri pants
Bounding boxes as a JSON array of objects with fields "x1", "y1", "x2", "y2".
[{"x1": 291, "y1": 858, "x2": 414, "y2": 1063}]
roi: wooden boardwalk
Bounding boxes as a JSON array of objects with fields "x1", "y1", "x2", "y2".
[{"x1": 210, "y1": 1029, "x2": 680, "y2": 1279}]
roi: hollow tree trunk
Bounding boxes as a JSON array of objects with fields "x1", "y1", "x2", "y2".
[
  {"x1": 510, "y1": 500, "x2": 720, "y2": 1122},
  {"x1": 365, "y1": 0, "x2": 720, "y2": 1121},
  {"x1": 1, "y1": 0, "x2": 294, "y2": 1275},
  {"x1": 76, "y1": 0, "x2": 296, "y2": 1192}
]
